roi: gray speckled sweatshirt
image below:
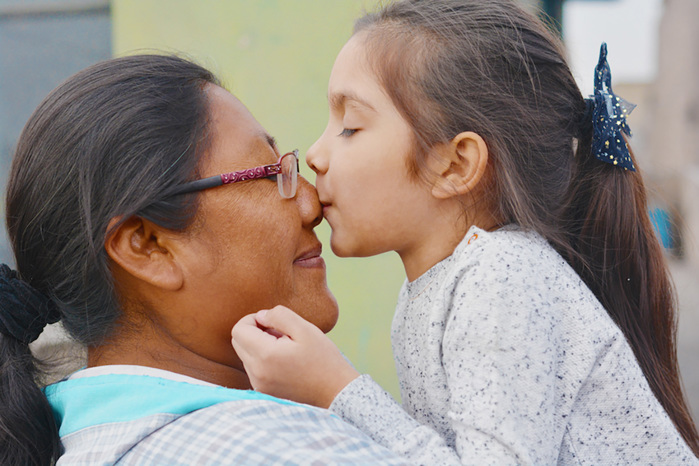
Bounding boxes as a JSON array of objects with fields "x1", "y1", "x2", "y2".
[{"x1": 330, "y1": 225, "x2": 696, "y2": 464}]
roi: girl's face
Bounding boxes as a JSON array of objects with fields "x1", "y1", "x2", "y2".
[{"x1": 306, "y1": 34, "x2": 437, "y2": 260}]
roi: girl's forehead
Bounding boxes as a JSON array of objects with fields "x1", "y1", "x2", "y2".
[
  {"x1": 329, "y1": 36, "x2": 372, "y2": 86},
  {"x1": 327, "y1": 37, "x2": 394, "y2": 113}
]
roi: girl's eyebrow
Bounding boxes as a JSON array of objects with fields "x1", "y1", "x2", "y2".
[{"x1": 328, "y1": 91, "x2": 376, "y2": 112}]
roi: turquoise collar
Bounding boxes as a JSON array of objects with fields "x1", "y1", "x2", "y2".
[{"x1": 44, "y1": 373, "x2": 298, "y2": 437}]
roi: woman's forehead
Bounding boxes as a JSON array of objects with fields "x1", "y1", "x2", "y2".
[{"x1": 204, "y1": 85, "x2": 277, "y2": 172}]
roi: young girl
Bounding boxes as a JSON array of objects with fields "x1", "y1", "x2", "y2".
[{"x1": 231, "y1": 0, "x2": 699, "y2": 462}]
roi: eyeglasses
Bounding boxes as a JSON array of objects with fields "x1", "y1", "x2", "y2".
[{"x1": 172, "y1": 150, "x2": 299, "y2": 199}]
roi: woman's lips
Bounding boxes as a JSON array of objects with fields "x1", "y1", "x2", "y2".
[{"x1": 294, "y1": 244, "x2": 325, "y2": 268}]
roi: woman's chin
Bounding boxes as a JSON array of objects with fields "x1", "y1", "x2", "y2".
[
  {"x1": 320, "y1": 299, "x2": 340, "y2": 334},
  {"x1": 309, "y1": 294, "x2": 339, "y2": 334}
]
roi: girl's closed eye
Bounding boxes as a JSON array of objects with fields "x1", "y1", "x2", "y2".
[{"x1": 339, "y1": 128, "x2": 358, "y2": 137}]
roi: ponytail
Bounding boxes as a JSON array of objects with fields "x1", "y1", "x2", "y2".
[
  {"x1": 0, "y1": 335, "x2": 62, "y2": 465},
  {"x1": 558, "y1": 44, "x2": 698, "y2": 453},
  {"x1": 0, "y1": 264, "x2": 63, "y2": 465},
  {"x1": 562, "y1": 127, "x2": 699, "y2": 454}
]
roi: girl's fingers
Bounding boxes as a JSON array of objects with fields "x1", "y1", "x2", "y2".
[
  {"x1": 231, "y1": 313, "x2": 280, "y2": 356},
  {"x1": 254, "y1": 305, "x2": 319, "y2": 340}
]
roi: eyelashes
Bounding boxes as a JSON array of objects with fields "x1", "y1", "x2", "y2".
[{"x1": 338, "y1": 128, "x2": 358, "y2": 137}]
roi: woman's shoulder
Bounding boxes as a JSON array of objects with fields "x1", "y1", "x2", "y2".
[
  {"x1": 50, "y1": 371, "x2": 405, "y2": 464},
  {"x1": 123, "y1": 398, "x2": 405, "y2": 464}
]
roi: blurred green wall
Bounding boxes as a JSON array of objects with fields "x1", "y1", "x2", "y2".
[{"x1": 112, "y1": 0, "x2": 404, "y2": 397}]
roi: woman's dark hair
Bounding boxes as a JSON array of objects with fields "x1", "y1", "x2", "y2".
[
  {"x1": 355, "y1": 0, "x2": 699, "y2": 454},
  {"x1": 0, "y1": 54, "x2": 219, "y2": 465}
]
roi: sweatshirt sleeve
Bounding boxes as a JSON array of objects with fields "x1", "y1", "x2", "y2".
[{"x1": 330, "y1": 374, "x2": 464, "y2": 464}]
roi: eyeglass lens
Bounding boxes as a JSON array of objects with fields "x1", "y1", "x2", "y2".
[{"x1": 278, "y1": 152, "x2": 298, "y2": 198}]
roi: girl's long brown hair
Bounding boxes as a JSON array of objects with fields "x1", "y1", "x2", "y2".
[{"x1": 355, "y1": 0, "x2": 698, "y2": 454}]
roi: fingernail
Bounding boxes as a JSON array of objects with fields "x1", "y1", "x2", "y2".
[{"x1": 256, "y1": 309, "x2": 268, "y2": 322}]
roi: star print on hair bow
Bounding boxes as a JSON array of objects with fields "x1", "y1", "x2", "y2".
[{"x1": 586, "y1": 42, "x2": 636, "y2": 171}]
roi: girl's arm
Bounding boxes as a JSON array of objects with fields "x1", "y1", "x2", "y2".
[
  {"x1": 231, "y1": 306, "x2": 470, "y2": 463},
  {"x1": 232, "y1": 255, "x2": 577, "y2": 464},
  {"x1": 232, "y1": 298, "x2": 565, "y2": 464}
]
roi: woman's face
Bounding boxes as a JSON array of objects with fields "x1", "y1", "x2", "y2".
[
  {"x1": 306, "y1": 34, "x2": 436, "y2": 260},
  {"x1": 168, "y1": 85, "x2": 338, "y2": 371}
]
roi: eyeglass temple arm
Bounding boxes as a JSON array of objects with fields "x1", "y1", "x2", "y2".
[
  {"x1": 170, "y1": 176, "x2": 224, "y2": 195},
  {"x1": 170, "y1": 150, "x2": 299, "y2": 196},
  {"x1": 171, "y1": 165, "x2": 283, "y2": 195}
]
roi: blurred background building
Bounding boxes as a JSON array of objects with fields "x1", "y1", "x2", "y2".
[{"x1": 1, "y1": 0, "x2": 697, "y2": 422}]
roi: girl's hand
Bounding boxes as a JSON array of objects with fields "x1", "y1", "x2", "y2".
[{"x1": 231, "y1": 305, "x2": 360, "y2": 408}]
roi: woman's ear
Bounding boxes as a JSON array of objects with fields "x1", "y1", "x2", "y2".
[
  {"x1": 104, "y1": 216, "x2": 184, "y2": 291},
  {"x1": 431, "y1": 131, "x2": 489, "y2": 199}
]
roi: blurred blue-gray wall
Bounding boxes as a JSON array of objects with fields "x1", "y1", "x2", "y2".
[{"x1": 0, "y1": 0, "x2": 111, "y2": 264}]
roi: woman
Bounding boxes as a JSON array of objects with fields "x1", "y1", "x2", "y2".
[{"x1": 0, "y1": 55, "x2": 404, "y2": 465}]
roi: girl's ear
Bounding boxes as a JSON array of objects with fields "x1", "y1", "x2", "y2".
[
  {"x1": 104, "y1": 216, "x2": 184, "y2": 291},
  {"x1": 431, "y1": 131, "x2": 489, "y2": 199}
]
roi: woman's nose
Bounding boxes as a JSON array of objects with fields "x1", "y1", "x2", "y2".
[
  {"x1": 296, "y1": 176, "x2": 323, "y2": 229},
  {"x1": 305, "y1": 137, "x2": 327, "y2": 175}
]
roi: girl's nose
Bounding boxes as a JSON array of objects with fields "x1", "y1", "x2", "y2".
[
  {"x1": 305, "y1": 137, "x2": 327, "y2": 175},
  {"x1": 296, "y1": 176, "x2": 323, "y2": 229}
]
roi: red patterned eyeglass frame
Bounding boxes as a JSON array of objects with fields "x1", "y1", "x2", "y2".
[{"x1": 172, "y1": 150, "x2": 299, "y2": 198}]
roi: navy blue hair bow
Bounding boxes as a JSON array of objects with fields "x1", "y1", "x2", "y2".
[{"x1": 586, "y1": 43, "x2": 636, "y2": 171}]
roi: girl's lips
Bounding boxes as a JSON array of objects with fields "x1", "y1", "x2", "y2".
[{"x1": 321, "y1": 202, "x2": 332, "y2": 217}]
